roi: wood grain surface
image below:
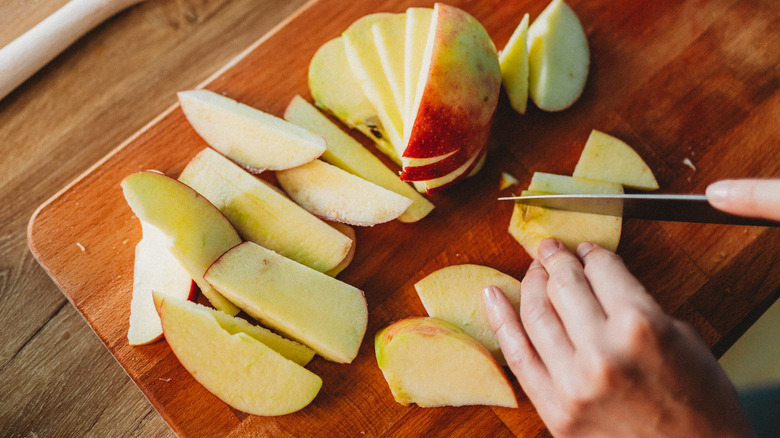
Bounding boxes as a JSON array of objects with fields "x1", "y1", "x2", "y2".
[{"x1": 9, "y1": 0, "x2": 780, "y2": 436}]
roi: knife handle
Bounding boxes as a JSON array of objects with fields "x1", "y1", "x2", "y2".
[{"x1": 0, "y1": 0, "x2": 145, "y2": 102}]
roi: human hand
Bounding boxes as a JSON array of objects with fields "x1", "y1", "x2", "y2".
[
  {"x1": 706, "y1": 179, "x2": 780, "y2": 222},
  {"x1": 483, "y1": 239, "x2": 753, "y2": 437}
]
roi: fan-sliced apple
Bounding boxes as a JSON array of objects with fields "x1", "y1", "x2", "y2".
[
  {"x1": 121, "y1": 171, "x2": 240, "y2": 315},
  {"x1": 375, "y1": 317, "x2": 518, "y2": 408},
  {"x1": 283, "y1": 96, "x2": 433, "y2": 223},
  {"x1": 178, "y1": 89, "x2": 326, "y2": 172},
  {"x1": 499, "y1": 13, "x2": 530, "y2": 114},
  {"x1": 527, "y1": 0, "x2": 590, "y2": 111},
  {"x1": 420, "y1": 147, "x2": 486, "y2": 193},
  {"x1": 372, "y1": 14, "x2": 406, "y2": 114},
  {"x1": 308, "y1": 37, "x2": 399, "y2": 165},
  {"x1": 128, "y1": 221, "x2": 197, "y2": 346},
  {"x1": 178, "y1": 147, "x2": 352, "y2": 273},
  {"x1": 154, "y1": 293, "x2": 322, "y2": 416},
  {"x1": 276, "y1": 160, "x2": 412, "y2": 226},
  {"x1": 415, "y1": 264, "x2": 522, "y2": 365},
  {"x1": 204, "y1": 241, "x2": 368, "y2": 363},
  {"x1": 573, "y1": 129, "x2": 659, "y2": 190},
  {"x1": 403, "y1": 4, "x2": 500, "y2": 164}
]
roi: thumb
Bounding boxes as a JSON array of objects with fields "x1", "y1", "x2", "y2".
[{"x1": 706, "y1": 179, "x2": 780, "y2": 221}]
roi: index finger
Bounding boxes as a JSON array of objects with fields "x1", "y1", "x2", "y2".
[{"x1": 706, "y1": 179, "x2": 780, "y2": 221}]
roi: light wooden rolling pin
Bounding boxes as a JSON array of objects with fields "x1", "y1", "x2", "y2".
[{"x1": 0, "y1": 0, "x2": 145, "y2": 101}]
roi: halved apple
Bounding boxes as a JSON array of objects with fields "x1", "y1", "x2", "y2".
[
  {"x1": 573, "y1": 129, "x2": 659, "y2": 190},
  {"x1": 403, "y1": 4, "x2": 500, "y2": 164},
  {"x1": 283, "y1": 96, "x2": 434, "y2": 223},
  {"x1": 121, "y1": 171, "x2": 240, "y2": 315},
  {"x1": 308, "y1": 37, "x2": 399, "y2": 165},
  {"x1": 498, "y1": 13, "x2": 530, "y2": 114},
  {"x1": 526, "y1": 0, "x2": 590, "y2": 111},
  {"x1": 414, "y1": 264, "x2": 522, "y2": 364},
  {"x1": 178, "y1": 89, "x2": 326, "y2": 172},
  {"x1": 375, "y1": 317, "x2": 518, "y2": 408},
  {"x1": 128, "y1": 221, "x2": 197, "y2": 346},
  {"x1": 154, "y1": 293, "x2": 322, "y2": 416},
  {"x1": 204, "y1": 241, "x2": 368, "y2": 363},
  {"x1": 276, "y1": 159, "x2": 413, "y2": 227},
  {"x1": 178, "y1": 147, "x2": 352, "y2": 273}
]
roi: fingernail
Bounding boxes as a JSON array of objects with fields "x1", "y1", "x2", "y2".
[
  {"x1": 706, "y1": 180, "x2": 730, "y2": 206},
  {"x1": 482, "y1": 286, "x2": 499, "y2": 308},
  {"x1": 577, "y1": 241, "x2": 596, "y2": 258},
  {"x1": 538, "y1": 238, "x2": 560, "y2": 260}
]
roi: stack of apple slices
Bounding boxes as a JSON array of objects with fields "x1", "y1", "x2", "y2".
[
  {"x1": 508, "y1": 130, "x2": 659, "y2": 258},
  {"x1": 309, "y1": 4, "x2": 502, "y2": 193}
]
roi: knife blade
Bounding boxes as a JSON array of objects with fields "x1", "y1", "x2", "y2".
[{"x1": 497, "y1": 194, "x2": 779, "y2": 227}]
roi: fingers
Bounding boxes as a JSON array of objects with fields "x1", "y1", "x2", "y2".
[
  {"x1": 706, "y1": 179, "x2": 780, "y2": 221},
  {"x1": 576, "y1": 241, "x2": 660, "y2": 315}
]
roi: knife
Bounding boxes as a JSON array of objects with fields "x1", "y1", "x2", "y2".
[{"x1": 497, "y1": 193, "x2": 779, "y2": 227}]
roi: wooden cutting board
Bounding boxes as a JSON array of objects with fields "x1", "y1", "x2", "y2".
[{"x1": 27, "y1": 0, "x2": 780, "y2": 436}]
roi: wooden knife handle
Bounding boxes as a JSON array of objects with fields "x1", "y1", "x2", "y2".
[{"x1": 0, "y1": 0, "x2": 145, "y2": 101}]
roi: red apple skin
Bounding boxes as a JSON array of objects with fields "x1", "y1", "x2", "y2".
[
  {"x1": 403, "y1": 4, "x2": 500, "y2": 160},
  {"x1": 423, "y1": 147, "x2": 487, "y2": 194}
]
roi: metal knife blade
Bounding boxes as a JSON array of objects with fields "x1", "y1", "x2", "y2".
[{"x1": 497, "y1": 194, "x2": 779, "y2": 227}]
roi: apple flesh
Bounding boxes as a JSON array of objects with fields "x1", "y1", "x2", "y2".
[
  {"x1": 121, "y1": 171, "x2": 240, "y2": 315},
  {"x1": 178, "y1": 147, "x2": 353, "y2": 273},
  {"x1": 372, "y1": 14, "x2": 407, "y2": 114},
  {"x1": 498, "y1": 13, "x2": 530, "y2": 114},
  {"x1": 276, "y1": 159, "x2": 413, "y2": 227},
  {"x1": 204, "y1": 241, "x2": 368, "y2": 363},
  {"x1": 414, "y1": 264, "x2": 522, "y2": 365},
  {"x1": 573, "y1": 129, "x2": 659, "y2": 190},
  {"x1": 323, "y1": 221, "x2": 356, "y2": 278},
  {"x1": 283, "y1": 96, "x2": 434, "y2": 223},
  {"x1": 375, "y1": 317, "x2": 518, "y2": 408},
  {"x1": 403, "y1": 7, "x2": 434, "y2": 140},
  {"x1": 128, "y1": 221, "x2": 197, "y2": 346},
  {"x1": 526, "y1": 0, "x2": 590, "y2": 111},
  {"x1": 154, "y1": 293, "x2": 322, "y2": 416},
  {"x1": 178, "y1": 89, "x2": 326, "y2": 172},
  {"x1": 308, "y1": 37, "x2": 399, "y2": 165}
]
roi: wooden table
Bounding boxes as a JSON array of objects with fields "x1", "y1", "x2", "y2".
[{"x1": 3, "y1": 0, "x2": 780, "y2": 436}]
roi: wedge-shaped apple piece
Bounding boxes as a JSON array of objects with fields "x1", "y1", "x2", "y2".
[
  {"x1": 527, "y1": 0, "x2": 590, "y2": 111},
  {"x1": 573, "y1": 130, "x2": 659, "y2": 190},
  {"x1": 121, "y1": 171, "x2": 240, "y2": 315},
  {"x1": 509, "y1": 173, "x2": 623, "y2": 258},
  {"x1": 415, "y1": 264, "x2": 522, "y2": 365},
  {"x1": 284, "y1": 96, "x2": 434, "y2": 223},
  {"x1": 178, "y1": 147, "x2": 352, "y2": 273},
  {"x1": 324, "y1": 221, "x2": 356, "y2": 277},
  {"x1": 372, "y1": 14, "x2": 407, "y2": 114},
  {"x1": 403, "y1": 8, "x2": 433, "y2": 140},
  {"x1": 499, "y1": 13, "x2": 530, "y2": 114},
  {"x1": 404, "y1": 4, "x2": 500, "y2": 163},
  {"x1": 276, "y1": 160, "x2": 412, "y2": 226},
  {"x1": 308, "y1": 37, "x2": 400, "y2": 165},
  {"x1": 178, "y1": 89, "x2": 325, "y2": 171},
  {"x1": 128, "y1": 221, "x2": 197, "y2": 346},
  {"x1": 375, "y1": 317, "x2": 518, "y2": 408},
  {"x1": 204, "y1": 242, "x2": 368, "y2": 363},
  {"x1": 342, "y1": 13, "x2": 405, "y2": 157},
  {"x1": 154, "y1": 294, "x2": 321, "y2": 415}
]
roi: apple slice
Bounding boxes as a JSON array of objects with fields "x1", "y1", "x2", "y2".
[
  {"x1": 276, "y1": 159, "x2": 413, "y2": 226},
  {"x1": 128, "y1": 221, "x2": 197, "y2": 346},
  {"x1": 342, "y1": 13, "x2": 406, "y2": 157},
  {"x1": 508, "y1": 174, "x2": 623, "y2": 257},
  {"x1": 404, "y1": 4, "x2": 500, "y2": 161},
  {"x1": 178, "y1": 89, "x2": 326, "y2": 172},
  {"x1": 178, "y1": 147, "x2": 352, "y2": 273},
  {"x1": 528, "y1": 171, "x2": 624, "y2": 194},
  {"x1": 573, "y1": 130, "x2": 659, "y2": 190},
  {"x1": 420, "y1": 147, "x2": 486, "y2": 193},
  {"x1": 204, "y1": 241, "x2": 368, "y2": 363},
  {"x1": 375, "y1": 317, "x2": 518, "y2": 408},
  {"x1": 121, "y1": 171, "x2": 240, "y2": 315},
  {"x1": 372, "y1": 14, "x2": 407, "y2": 114},
  {"x1": 498, "y1": 13, "x2": 530, "y2": 114},
  {"x1": 324, "y1": 221, "x2": 356, "y2": 277},
  {"x1": 283, "y1": 96, "x2": 434, "y2": 223},
  {"x1": 526, "y1": 0, "x2": 590, "y2": 111},
  {"x1": 499, "y1": 171, "x2": 520, "y2": 190},
  {"x1": 403, "y1": 7, "x2": 434, "y2": 141},
  {"x1": 308, "y1": 37, "x2": 400, "y2": 165},
  {"x1": 415, "y1": 264, "x2": 522, "y2": 365},
  {"x1": 154, "y1": 294, "x2": 322, "y2": 416}
]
